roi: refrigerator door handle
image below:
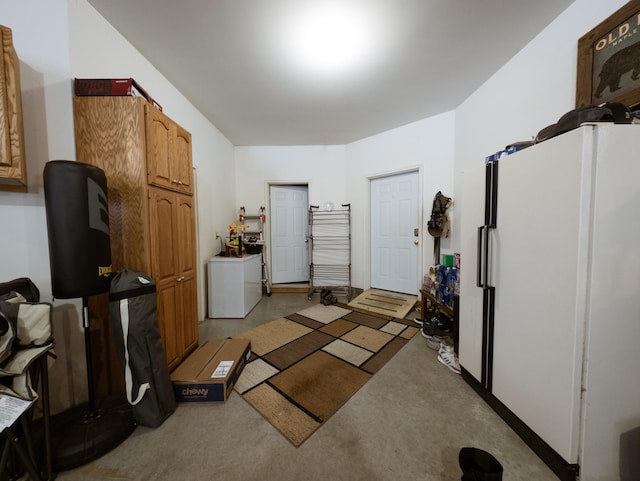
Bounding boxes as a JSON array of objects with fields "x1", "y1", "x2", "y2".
[
  {"x1": 483, "y1": 226, "x2": 490, "y2": 288},
  {"x1": 476, "y1": 226, "x2": 485, "y2": 288}
]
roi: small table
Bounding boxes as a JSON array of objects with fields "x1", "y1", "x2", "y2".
[{"x1": 420, "y1": 289, "x2": 459, "y2": 353}]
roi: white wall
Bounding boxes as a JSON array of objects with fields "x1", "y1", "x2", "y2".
[
  {"x1": 0, "y1": 0, "x2": 236, "y2": 413},
  {"x1": 0, "y1": 0, "x2": 85, "y2": 413},
  {"x1": 236, "y1": 112, "x2": 455, "y2": 292},
  {"x1": 234, "y1": 144, "x2": 348, "y2": 214},
  {"x1": 1, "y1": 0, "x2": 73, "y2": 297},
  {"x1": 452, "y1": 0, "x2": 629, "y2": 252},
  {"x1": 234, "y1": 144, "x2": 348, "y2": 277},
  {"x1": 347, "y1": 111, "x2": 455, "y2": 289}
]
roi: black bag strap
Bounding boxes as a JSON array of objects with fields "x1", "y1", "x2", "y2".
[
  {"x1": 0, "y1": 278, "x2": 39, "y2": 302},
  {"x1": 109, "y1": 284, "x2": 156, "y2": 302}
]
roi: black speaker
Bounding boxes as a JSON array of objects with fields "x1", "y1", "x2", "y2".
[{"x1": 43, "y1": 160, "x2": 112, "y2": 299}]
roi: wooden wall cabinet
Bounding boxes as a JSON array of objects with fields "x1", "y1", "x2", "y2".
[
  {"x1": 146, "y1": 107, "x2": 193, "y2": 195},
  {"x1": 0, "y1": 25, "x2": 27, "y2": 192},
  {"x1": 73, "y1": 96, "x2": 198, "y2": 395}
]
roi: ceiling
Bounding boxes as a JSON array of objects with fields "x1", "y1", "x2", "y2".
[{"x1": 86, "y1": 0, "x2": 574, "y2": 146}]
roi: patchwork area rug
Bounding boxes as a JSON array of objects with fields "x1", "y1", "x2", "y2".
[
  {"x1": 347, "y1": 288, "x2": 417, "y2": 319},
  {"x1": 233, "y1": 304, "x2": 419, "y2": 446}
]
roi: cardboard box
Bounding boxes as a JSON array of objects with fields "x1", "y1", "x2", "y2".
[
  {"x1": 73, "y1": 77, "x2": 163, "y2": 111},
  {"x1": 170, "y1": 338, "x2": 251, "y2": 402}
]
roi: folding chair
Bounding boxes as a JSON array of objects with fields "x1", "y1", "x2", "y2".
[{"x1": 0, "y1": 285, "x2": 53, "y2": 480}]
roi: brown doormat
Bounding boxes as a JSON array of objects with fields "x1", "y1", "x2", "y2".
[
  {"x1": 233, "y1": 304, "x2": 419, "y2": 446},
  {"x1": 347, "y1": 289, "x2": 417, "y2": 319}
]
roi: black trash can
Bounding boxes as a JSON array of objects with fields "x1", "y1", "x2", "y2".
[{"x1": 459, "y1": 447, "x2": 503, "y2": 481}]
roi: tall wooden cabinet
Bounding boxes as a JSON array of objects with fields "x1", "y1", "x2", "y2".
[{"x1": 73, "y1": 96, "x2": 198, "y2": 396}]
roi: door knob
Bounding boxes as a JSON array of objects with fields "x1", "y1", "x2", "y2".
[{"x1": 414, "y1": 239, "x2": 419, "y2": 245}]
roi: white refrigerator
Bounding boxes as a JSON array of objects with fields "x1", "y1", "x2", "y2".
[{"x1": 459, "y1": 124, "x2": 640, "y2": 481}]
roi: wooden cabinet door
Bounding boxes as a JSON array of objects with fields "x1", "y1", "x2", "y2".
[
  {"x1": 145, "y1": 105, "x2": 193, "y2": 195},
  {"x1": 177, "y1": 194, "x2": 198, "y2": 354},
  {"x1": 148, "y1": 187, "x2": 182, "y2": 369},
  {"x1": 149, "y1": 188, "x2": 179, "y2": 283},
  {"x1": 146, "y1": 106, "x2": 174, "y2": 191},
  {"x1": 173, "y1": 124, "x2": 193, "y2": 195},
  {"x1": 156, "y1": 281, "x2": 182, "y2": 370},
  {"x1": 179, "y1": 275, "x2": 198, "y2": 356},
  {"x1": 177, "y1": 195, "x2": 196, "y2": 280},
  {"x1": 0, "y1": 25, "x2": 26, "y2": 192}
]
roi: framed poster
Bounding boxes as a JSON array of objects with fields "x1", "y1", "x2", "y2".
[{"x1": 577, "y1": 0, "x2": 640, "y2": 108}]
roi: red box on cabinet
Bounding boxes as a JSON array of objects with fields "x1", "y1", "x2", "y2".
[{"x1": 74, "y1": 77, "x2": 162, "y2": 111}]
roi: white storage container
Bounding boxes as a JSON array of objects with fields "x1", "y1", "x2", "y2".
[{"x1": 207, "y1": 254, "x2": 262, "y2": 318}]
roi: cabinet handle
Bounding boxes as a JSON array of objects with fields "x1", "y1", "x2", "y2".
[
  {"x1": 172, "y1": 179, "x2": 179, "y2": 184},
  {"x1": 177, "y1": 276, "x2": 185, "y2": 282}
]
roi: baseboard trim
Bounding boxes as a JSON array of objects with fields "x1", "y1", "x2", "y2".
[{"x1": 270, "y1": 285, "x2": 309, "y2": 293}]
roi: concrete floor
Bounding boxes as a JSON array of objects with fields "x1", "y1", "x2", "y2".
[{"x1": 56, "y1": 292, "x2": 557, "y2": 481}]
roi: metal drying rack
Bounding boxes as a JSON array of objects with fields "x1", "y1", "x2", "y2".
[{"x1": 307, "y1": 203, "x2": 351, "y2": 301}]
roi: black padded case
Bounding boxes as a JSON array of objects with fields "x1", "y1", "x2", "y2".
[{"x1": 109, "y1": 270, "x2": 176, "y2": 427}]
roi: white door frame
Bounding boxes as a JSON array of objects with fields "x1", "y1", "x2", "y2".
[
  {"x1": 366, "y1": 167, "x2": 423, "y2": 293},
  {"x1": 266, "y1": 181, "x2": 311, "y2": 284}
]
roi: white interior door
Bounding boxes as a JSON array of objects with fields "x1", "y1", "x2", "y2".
[
  {"x1": 370, "y1": 171, "x2": 419, "y2": 295},
  {"x1": 270, "y1": 185, "x2": 309, "y2": 284}
]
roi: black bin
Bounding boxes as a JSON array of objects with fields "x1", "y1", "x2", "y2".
[{"x1": 459, "y1": 447, "x2": 503, "y2": 481}]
